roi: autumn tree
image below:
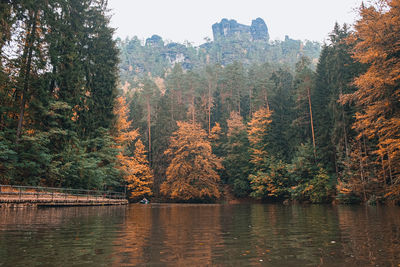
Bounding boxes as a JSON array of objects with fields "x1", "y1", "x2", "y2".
[
  {"x1": 161, "y1": 121, "x2": 222, "y2": 201},
  {"x1": 342, "y1": 0, "x2": 400, "y2": 201},
  {"x1": 247, "y1": 107, "x2": 273, "y2": 171},
  {"x1": 128, "y1": 139, "x2": 153, "y2": 199},
  {"x1": 113, "y1": 96, "x2": 153, "y2": 199},
  {"x1": 247, "y1": 107, "x2": 281, "y2": 199}
]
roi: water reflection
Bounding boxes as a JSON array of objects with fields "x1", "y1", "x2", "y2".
[
  {"x1": 0, "y1": 206, "x2": 126, "y2": 266},
  {"x1": 1, "y1": 204, "x2": 400, "y2": 266},
  {"x1": 337, "y1": 205, "x2": 400, "y2": 266},
  {"x1": 111, "y1": 204, "x2": 223, "y2": 266}
]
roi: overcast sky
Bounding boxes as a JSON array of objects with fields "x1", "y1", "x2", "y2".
[{"x1": 108, "y1": 0, "x2": 363, "y2": 45}]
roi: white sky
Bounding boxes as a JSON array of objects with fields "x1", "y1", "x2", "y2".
[{"x1": 108, "y1": 0, "x2": 363, "y2": 45}]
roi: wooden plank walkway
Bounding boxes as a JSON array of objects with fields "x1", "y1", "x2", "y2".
[{"x1": 0, "y1": 185, "x2": 128, "y2": 207}]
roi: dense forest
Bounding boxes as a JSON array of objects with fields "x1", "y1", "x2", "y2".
[{"x1": 1, "y1": 0, "x2": 399, "y2": 204}]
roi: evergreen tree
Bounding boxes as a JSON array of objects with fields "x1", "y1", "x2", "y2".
[
  {"x1": 268, "y1": 68, "x2": 295, "y2": 160},
  {"x1": 292, "y1": 57, "x2": 316, "y2": 159},
  {"x1": 224, "y1": 111, "x2": 251, "y2": 197},
  {"x1": 289, "y1": 142, "x2": 331, "y2": 203},
  {"x1": 313, "y1": 23, "x2": 362, "y2": 174},
  {"x1": 250, "y1": 160, "x2": 290, "y2": 200}
]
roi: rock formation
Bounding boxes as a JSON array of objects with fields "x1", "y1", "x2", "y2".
[{"x1": 212, "y1": 18, "x2": 269, "y2": 42}]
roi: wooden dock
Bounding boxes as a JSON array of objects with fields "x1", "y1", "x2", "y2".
[{"x1": 0, "y1": 185, "x2": 128, "y2": 207}]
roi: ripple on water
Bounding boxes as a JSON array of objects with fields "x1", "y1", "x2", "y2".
[{"x1": 0, "y1": 204, "x2": 400, "y2": 266}]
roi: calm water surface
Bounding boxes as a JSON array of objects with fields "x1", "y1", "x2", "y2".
[{"x1": 0, "y1": 204, "x2": 399, "y2": 266}]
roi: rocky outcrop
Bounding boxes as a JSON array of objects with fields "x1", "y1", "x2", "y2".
[
  {"x1": 145, "y1": 35, "x2": 164, "y2": 47},
  {"x1": 250, "y1": 18, "x2": 269, "y2": 41},
  {"x1": 212, "y1": 17, "x2": 269, "y2": 42}
]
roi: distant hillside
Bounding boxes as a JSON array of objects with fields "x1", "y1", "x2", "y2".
[{"x1": 117, "y1": 18, "x2": 320, "y2": 83}]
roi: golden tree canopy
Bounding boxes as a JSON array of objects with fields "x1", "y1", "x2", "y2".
[
  {"x1": 113, "y1": 96, "x2": 153, "y2": 199},
  {"x1": 161, "y1": 121, "x2": 222, "y2": 201},
  {"x1": 344, "y1": 0, "x2": 400, "y2": 198},
  {"x1": 248, "y1": 107, "x2": 272, "y2": 169}
]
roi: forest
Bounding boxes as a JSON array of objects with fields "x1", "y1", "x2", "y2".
[{"x1": 0, "y1": 0, "x2": 399, "y2": 204}]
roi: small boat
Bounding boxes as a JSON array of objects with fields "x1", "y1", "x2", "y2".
[{"x1": 139, "y1": 198, "x2": 149, "y2": 204}]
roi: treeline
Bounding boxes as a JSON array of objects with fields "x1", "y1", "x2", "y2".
[
  {"x1": 124, "y1": 1, "x2": 400, "y2": 204},
  {"x1": 1, "y1": 1, "x2": 399, "y2": 204}
]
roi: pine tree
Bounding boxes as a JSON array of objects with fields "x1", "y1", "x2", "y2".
[
  {"x1": 289, "y1": 142, "x2": 331, "y2": 203},
  {"x1": 293, "y1": 57, "x2": 316, "y2": 160},
  {"x1": 313, "y1": 23, "x2": 363, "y2": 174},
  {"x1": 249, "y1": 160, "x2": 290, "y2": 199},
  {"x1": 224, "y1": 111, "x2": 251, "y2": 197},
  {"x1": 161, "y1": 121, "x2": 222, "y2": 201},
  {"x1": 268, "y1": 68, "x2": 295, "y2": 160},
  {"x1": 140, "y1": 76, "x2": 160, "y2": 165}
]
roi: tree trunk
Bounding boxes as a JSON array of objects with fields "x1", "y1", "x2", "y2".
[
  {"x1": 208, "y1": 81, "x2": 211, "y2": 135},
  {"x1": 307, "y1": 83, "x2": 316, "y2": 160},
  {"x1": 249, "y1": 87, "x2": 252, "y2": 117},
  {"x1": 16, "y1": 10, "x2": 38, "y2": 142},
  {"x1": 388, "y1": 153, "x2": 393, "y2": 186},
  {"x1": 381, "y1": 155, "x2": 387, "y2": 192},
  {"x1": 264, "y1": 89, "x2": 270, "y2": 111},
  {"x1": 358, "y1": 141, "x2": 367, "y2": 201},
  {"x1": 191, "y1": 95, "x2": 195, "y2": 125},
  {"x1": 147, "y1": 96, "x2": 151, "y2": 165}
]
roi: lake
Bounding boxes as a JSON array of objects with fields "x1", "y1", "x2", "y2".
[{"x1": 0, "y1": 204, "x2": 399, "y2": 266}]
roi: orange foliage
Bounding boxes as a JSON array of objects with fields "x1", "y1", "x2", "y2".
[
  {"x1": 161, "y1": 121, "x2": 222, "y2": 201},
  {"x1": 248, "y1": 107, "x2": 272, "y2": 169},
  {"x1": 227, "y1": 111, "x2": 246, "y2": 138},
  {"x1": 113, "y1": 96, "x2": 138, "y2": 148},
  {"x1": 343, "y1": 1, "x2": 400, "y2": 199},
  {"x1": 209, "y1": 122, "x2": 222, "y2": 141},
  {"x1": 113, "y1": 96, "x2": 153, "y2": 199}
]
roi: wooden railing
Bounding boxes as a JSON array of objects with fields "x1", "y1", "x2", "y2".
[{"x1": 0, "y1": 184, "x2": 127, "y2": 205}]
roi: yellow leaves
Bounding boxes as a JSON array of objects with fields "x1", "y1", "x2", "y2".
[
  {"x1": 248, "y1": 107, "x2": 272, "y2": 170},
  {"x1": 336, "y1": 179, "x2": 353, "y2": 195},
  {"x1": 161, "y1": 121, "x2": 222, "y2": 201},
  {"x1": 113, "y1": 96, "x2": 139, "y2": 144},
  {"x1": 113, "y1": 96, "x2": 153, "y2": 200},
  {"x1": 227, "y1": 111, "x2": 246, "y2": 137},
  {"x1": 343, "y1": 0, "x2": 400, "y2": 200},
  {"x1": 121, "y1": 139, "x2": 154, "y2": 199}
]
